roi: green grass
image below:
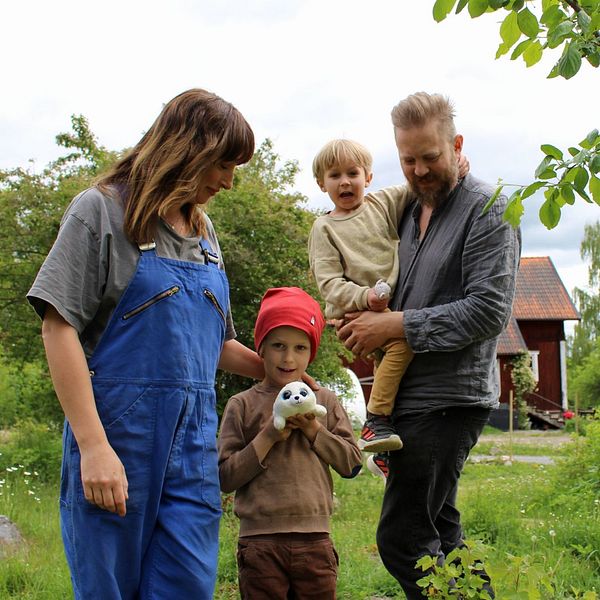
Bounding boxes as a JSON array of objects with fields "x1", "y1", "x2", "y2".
[
  {"x1": 0, "y1": 468, "x2": 70, "y2": 599},
  {"x1": 1, "y1": 442, "x2": 599, "y2": 599}
]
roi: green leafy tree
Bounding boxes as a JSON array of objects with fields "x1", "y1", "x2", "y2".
[
  {"x1": 570, "y1": 346, "x2": 600, "y2": 407},
  {"x1": 569, "y1": 222, "x2": 600, "y2": 360},
  {"x1": 570, "y1": 221, "x2": 600, "y2": 365},
  {"x1": 208, "y1": 139, "x2": 350, "y2": 413},
  {"x1": 432, "y1": 0, "x2": 600, "y2": 229},
  {"x1": 567, "y1": 221, "x2": 600, "y2": 407},
  {"x1": 0, "y1": 115, "x2": 118, "y2": 362},
  {"x1": 1, "y1": 123, "x2": 349, "y2": 421},
  {"x1": 510, "y1": 350, "x2": 536, "y2": 427}
]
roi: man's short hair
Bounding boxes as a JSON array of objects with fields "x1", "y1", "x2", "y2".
[
  {"x1": 391, "y1": 92, "x2": 457, "y2": 142},
  {"x1": 312, "y1": 139, "x2": 373, "y2": 182}
]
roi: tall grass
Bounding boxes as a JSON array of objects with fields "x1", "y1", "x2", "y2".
[{"x1": 1, "y1": 424, "x2": 599, "y2": 599}]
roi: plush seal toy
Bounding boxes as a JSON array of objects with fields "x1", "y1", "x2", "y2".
[{"x1": 272, "y1": 381, "x2": 327, "y2": 430}]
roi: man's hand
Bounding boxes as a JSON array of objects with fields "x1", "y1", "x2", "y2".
[{"x1": 338, "y1": 310, "x2": 404, "y2": 358}]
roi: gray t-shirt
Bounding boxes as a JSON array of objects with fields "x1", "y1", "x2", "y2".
[{"x1": 27, "y1": 187, "x2": 236, "y2": 359}]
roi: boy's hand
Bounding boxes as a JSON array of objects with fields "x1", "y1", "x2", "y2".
[
  {"x1": 264, "y1": 419, "x2": 293, "y2": 443},
  {"x1": 367, "y1": 288, "x2": 389, "y2": 312},
  {"x1": 286, "y1": 413, "x2": 321, "y2": 443}
]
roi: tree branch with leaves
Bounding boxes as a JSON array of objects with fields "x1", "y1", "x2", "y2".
[{"x1": 433, "y1": 0, "x2": 599, "y2": 228}]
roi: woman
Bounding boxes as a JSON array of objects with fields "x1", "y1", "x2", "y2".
[{"x1": 28, "y1": 89, "x2": 264, "y2": 599}]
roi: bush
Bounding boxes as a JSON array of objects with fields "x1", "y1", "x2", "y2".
[
  {"x1": 0, "y1": 353, "x2": 62, "y2": 428},
  {"x1": 552, "y1": 411, "x2": 600, "y2": 501},
  {"x1": 0, "y1": 421, "x2": 62, "y2": 483}
]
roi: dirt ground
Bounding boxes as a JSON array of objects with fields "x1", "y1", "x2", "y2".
[{"x1": 478, "y1": 430, "x2": 573, "y2": 447}]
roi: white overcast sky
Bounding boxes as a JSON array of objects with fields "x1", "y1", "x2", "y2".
[{"x1": 2, "y1": 0, "x2": 598, "y2": 321}]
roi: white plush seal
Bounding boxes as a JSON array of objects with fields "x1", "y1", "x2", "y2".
[{"x1": 272, "y1": 381, "x2": 327, "y2": 430}]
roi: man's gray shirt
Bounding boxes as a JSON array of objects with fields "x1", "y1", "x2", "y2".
[{"x1": 391, "y1": 173, "x2": 521, "y2": 413}]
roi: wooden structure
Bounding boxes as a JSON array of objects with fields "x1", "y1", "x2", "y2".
[{"x1": 497, "y1": 256, "x2": 580, "y2": 427}]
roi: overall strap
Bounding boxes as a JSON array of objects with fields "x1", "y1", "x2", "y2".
[
  {"x1": 138, "y1": 241, "x2": 157, "y2": 254},
  {"x1": 199, "y1": 239, "x2": 219, "y2": 267}
]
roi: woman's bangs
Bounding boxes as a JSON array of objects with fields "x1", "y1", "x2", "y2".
[{"x1": 219, "y1": 116, "x2": 255, "y2": 165}]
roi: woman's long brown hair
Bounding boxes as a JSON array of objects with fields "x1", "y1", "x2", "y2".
[{"x1": 96, "y1": 89, "x2": 255, "y2": 243}]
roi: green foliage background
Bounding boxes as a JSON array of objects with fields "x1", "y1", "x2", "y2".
[{"x1": 0, "y1": 117, "x2": 349, "y2": 427}]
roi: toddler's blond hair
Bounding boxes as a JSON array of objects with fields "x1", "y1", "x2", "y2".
[{"x1": 312, "y1": 139, "x2": 373, "y2": 183}]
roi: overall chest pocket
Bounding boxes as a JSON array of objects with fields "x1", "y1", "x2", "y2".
[{"x1": 122, "y1": 285, "x2": 181, "y2": 320}]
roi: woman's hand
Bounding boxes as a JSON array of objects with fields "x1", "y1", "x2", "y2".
[{"x1": 80, "y1": 441, "x2": 129, "y2": 516}]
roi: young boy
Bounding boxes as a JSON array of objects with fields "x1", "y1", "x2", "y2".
[
  {"x1": 308, "y1": 139, "x2": 414, "y2": 453},
  {"x1": 218, "y1": 287, "x2": 362, "y2": 600}
]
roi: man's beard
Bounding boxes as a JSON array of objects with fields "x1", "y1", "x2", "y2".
[{"x1": 407, "y1": 161, "x2": 459, "y2": 208}]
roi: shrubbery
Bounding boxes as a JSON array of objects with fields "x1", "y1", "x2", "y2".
[{"x1": 0, "y1": 420, "x2": 62, "y2": 483}]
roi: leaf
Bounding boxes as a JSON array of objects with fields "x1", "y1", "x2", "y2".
[
  {"x1": 521, "y1": 181, "x2": 545, "y2": 199},
  {"x1": 541, "y1": 0, "x2": 557, "y2": 11},
  {"x1": 540, "y1": 4, "x2": 566, "y2": 28},
  {"x1": 456, "y1": 0, "x2": 469, "y2": 13},
  {"x1": 547, "y1": 62, "x2": 560, "y2": 78},
  {"x1": 575, "y1": 187, "x2": 592, "y2": 202},
  {"x1": 573, "y1": 166, "x2": 590, "y2": 192},
  {"x1": 577, "y1": 9, "x2": 592, "y2": 34},
  {"x1": 517, "y1": 7, "x2": 540, "y2": 37},
  {"x1": 557, "y1": 42, "x2": 582, "y2": 79},
  {"x1": 511, "y1": 38, "x2": 532, "y2": 59},
  {"x1": 468, "y1": 0, "x2": 489, "y2": 18},
  {"x1": 433, "y1": 0, "x2": 457, "y2": 22},
  {"x1": 488, "y1": 0, "x2": 508, "y2": 8},
  {"x1": 539, "y1": 196, "x2": 561, "y2": 229},
  {"x1": 503, "y1": 194, "x2": 524, "y2": 228},
  {"x1": 523, "y1": 40, "x2": 543, "y2": 66},
  {"x1": 540, "y1": 144, "x2": 563, "y2": 160},
  {"x1": 547, "y1": 20, "x2": 574, "y2": 49},
  {"x1": 589, "y1": 154, "x2": 600, "y2": 174},
  {"x1": 559, "y1": 183, "x2": 575, "y2": 205},
  {"x1": 499, "y1": 10, "x2": 521, "y2": 47},
  {"x1": 580, "y1": 129, "x2": 600, "y2": 150},
  {"x1": 534, "y1": 155, "x2": 553, "y2": 179},
  {"x1": 590, "y1": 175, "x2": 600, "y2": 205},
  {"x1": 586, "y1": 52, "x2": 600, "y2": 68},
  {"x1": 483, "y1": 184, "x2": 504, "y2": 212}
]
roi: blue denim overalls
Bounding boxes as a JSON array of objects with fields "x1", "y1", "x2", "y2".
[{"x1": 60, "y1": 239, "x2": 228, "y2": 599}]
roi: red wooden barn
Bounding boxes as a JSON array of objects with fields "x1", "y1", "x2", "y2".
[
  {"x1": 496, "y1": 256, "x2": 580, "y2": 428},
  {"x1": 346, "y1": 256, "x2": 580, "y2": 429}
]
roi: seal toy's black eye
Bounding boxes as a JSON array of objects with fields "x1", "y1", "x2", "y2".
[{"x1": 283, "y1": 390, "x2": 292, "y2": 400}]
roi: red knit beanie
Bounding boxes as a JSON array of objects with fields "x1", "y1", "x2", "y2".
[{"x1": 254, "y1": 287, "x2": 325, "y2": 363}]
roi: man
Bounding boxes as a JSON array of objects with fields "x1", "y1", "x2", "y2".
[{"x1": 339, "y1": 92, "x2": 520, "y2": 598}]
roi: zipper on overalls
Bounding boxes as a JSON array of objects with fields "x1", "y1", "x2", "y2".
[
  {"x1": 122, "y1": 286, "x2": 181, "y2": 320},
  {"x1": 203, "y1": 289, "x2": 226, "y2": 322}
]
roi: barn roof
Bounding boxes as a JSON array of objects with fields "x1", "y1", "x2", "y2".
[
  {"x1": 512, "y1": 256, "x2": 580, "y2": 321},
  {"x1": 497, "y1": 316, "x2": 528, "y2": 356}
]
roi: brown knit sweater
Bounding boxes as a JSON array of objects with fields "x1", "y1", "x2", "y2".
[{"x1": 218, "y1": 382, "x2": 362, "y2": 537}]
